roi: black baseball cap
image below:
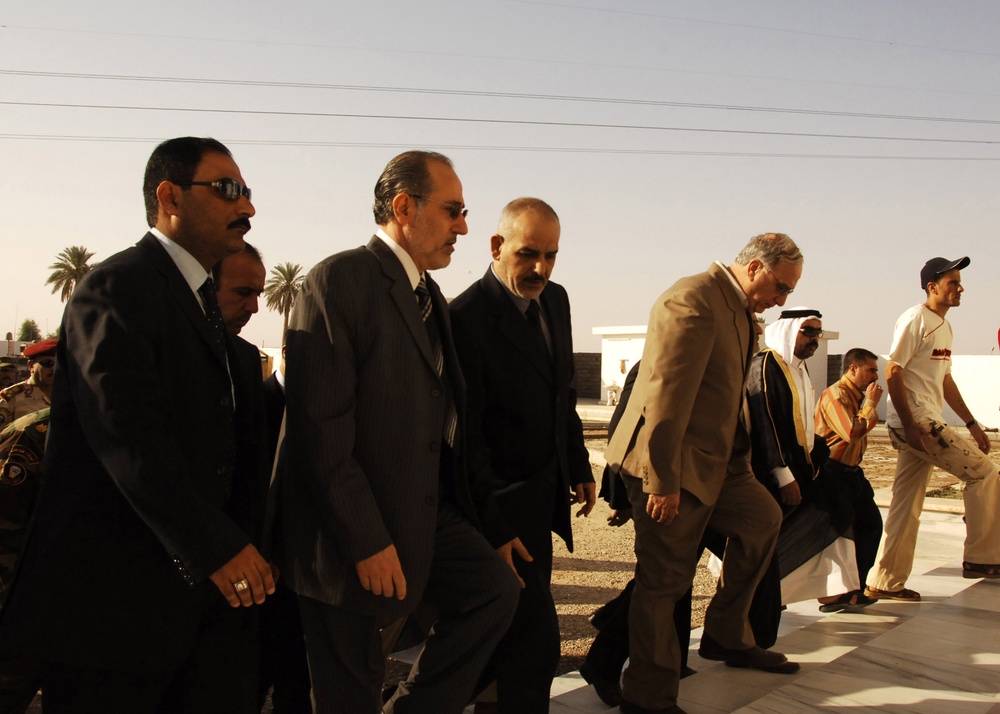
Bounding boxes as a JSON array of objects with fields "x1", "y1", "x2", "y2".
[{"x1": 920, "y1": 256, "x2": 970, "y2": 289}]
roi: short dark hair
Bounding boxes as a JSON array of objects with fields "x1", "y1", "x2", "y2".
[
  {"x1": 372, "y1": 150, "x2": 453, "y2": 226},
  {"x1": 842, "y1": 348, "x2": 878, "y2": 374},
  {"x1": 212, "y1": 241, "x2": 263, "y2": 283},
  {"x1": 143, "y1": 137, "x2": 232, "y2": 228}
]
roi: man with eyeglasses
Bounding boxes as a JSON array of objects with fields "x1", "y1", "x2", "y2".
[
  {"x1": 0, "y1": 137, "x2": 274, "y2": 713},
  {"x1": 745, "y1": 310, "x2": 864, "y2": 650},
  {"x1": 278, "y1": 150, "x2": 520, "y2": 713},
  {"x1": 867, "y1": 256, "x2": 1000, "y2": 599},
  {"x1": 604, "y1": 233, "x2": 802, "y2": 714},
  {"x1": 0, "y1": 340, "x2": 56, "y2": 428}
]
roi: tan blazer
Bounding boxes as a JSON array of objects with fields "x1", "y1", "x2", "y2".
[{"x1": 604, "y1": 263, "x2": 754, "y2": 506}]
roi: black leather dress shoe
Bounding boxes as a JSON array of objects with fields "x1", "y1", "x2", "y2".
[
  {"x1": 579, "y1": 662, "x2": 622, "y2": 707},
  {"x1": 698, "y1": 633, "x2": 800, "y2": 674},
  {"x1": 619, "y1": 700, "x2": 688, "y2": 714}
]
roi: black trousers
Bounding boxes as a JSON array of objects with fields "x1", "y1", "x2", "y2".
[
  {"x1": 298, "y1": 502, "x2": 520, "y2": 714},
  {"x1": 477, "y1": 477, "x2": 561, "y2": 713},
  {"x1": 822, "y1": 460, "x2": 883, "y2": 588},
  {"x1": 258, "y1": 579, "x2": 311, "y2": 714},
  {"x1": 41, "y1": 594, "x2": 258, "y2": 714}
]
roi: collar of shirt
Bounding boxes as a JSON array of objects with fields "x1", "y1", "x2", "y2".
[
  {"x1": 715, "y1": 261, "x2": 749, "y2": 309},
  {"x1": 274, "y1": 368, "x2": 286, "y2": 392},
  {"x1": 376, "y1": 228, "x2": 421, "y2": 291},
  {"x1": 150, "y1": 227, "x2": 212, "y2": 306},
  {"x1": 489, "y1": 263, "x2": 533, "y2": 315},
  {"x1": 838, "y1": 373, "x2": 863, "y2": 402}
]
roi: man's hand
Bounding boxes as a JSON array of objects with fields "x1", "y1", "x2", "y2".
[
  {"x1": 778, "y1": 480, "x2": 802, "y2": 506},
  {"x1": 865, "y1": 382, "x2": 883, "y2": 407},
  {"x1": 903, "y1": 423, "x2": 929, "y2": 453},
  {"x1": 646, "y1": 492, "x2": 680, "y2": 525},
  {"x1": 355, "y1": 544, "x2": 407, "y2": 600},
  {"x1": 574, "y1": 482, "x2": 597, "y2": 517},
  {"x1": 497, "y1": 537, "x2": 533, "y2": 588},
  {"x1": 970, "y1": 423, "x2": 991, "y2": 454},
  {"x1": 607, "y1": 508, "x2": 632, "y2": 527},
  {"x1": 209, "y1": 543, "x2": 276, "y2": 608}
]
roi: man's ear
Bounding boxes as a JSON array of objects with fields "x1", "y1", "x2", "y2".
[
  {"x1": 392, "y1": 193, "x2": 413, "y2": 226},
  {"x1": 490, "y1": 234, "x2": 505, "y2": 260},
  {"x1": 156, "y1": 180, "x2": 180, "y2": 218}
]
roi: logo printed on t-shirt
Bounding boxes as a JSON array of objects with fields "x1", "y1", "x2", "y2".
[{"x1": 931, "y1": 348, "x2": 952, "y2": 360}]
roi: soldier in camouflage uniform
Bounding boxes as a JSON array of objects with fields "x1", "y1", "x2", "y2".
[
  {"x1": 0, "y1": 340, "x2": 56, "y2": 430},
  {"x1": 0, "y1": 359, "x2": 18, "y2": 391},
  {"x1": 0, "y1": 407, "x2": 48, "y2": 713}
]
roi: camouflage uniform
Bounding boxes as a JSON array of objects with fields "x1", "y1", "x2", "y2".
[
  {"x1": 0, "y1": 377, "x2": 50, "y2": 429},
  {"x1": 0, "y1": 408, "x2": 47, "y2": 711},
  {"x1": 0, "y1": 408, "x2": 49, "y2": 608}
]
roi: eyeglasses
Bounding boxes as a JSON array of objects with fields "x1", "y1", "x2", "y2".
[
  {"x1": 799, "y1": 327, "x2": 824, "y2": 339},
  {"x1": 763, "y1": 265, "x2": 794, "y2": 296},
  {"x1": 35, "y1": 359, "x2": 56, "y2": 368},
  {"x1": 173, "y1": 178, "x2": 252, "y2": 202},
  {"x1": 411, "y1": 194, "x2": 468, "y2": 220}
]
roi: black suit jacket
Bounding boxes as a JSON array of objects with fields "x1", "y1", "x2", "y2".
[
  {"x1": 450, "y1": 269, "x2": 592, "y2": 550},
  {"x1": 277, "y1": 237, "x2": 509, "y2": 621},
  {"x1": 262, "y1": 371, "x2": 285, "y2": 463},
  {"x1": 0, "y1": 234, "x2": 268, "y2": 671}
]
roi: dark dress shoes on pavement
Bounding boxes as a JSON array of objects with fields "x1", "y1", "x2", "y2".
[
  {"x1": 619, "y1": 700, "x2": 688, "y2": 714},
  {"x1": 698, "y1": 633, "x2": 800, "y2": 674},
  {"x1": 579, "y1": 662, "x2": 622, "y2": 707}
]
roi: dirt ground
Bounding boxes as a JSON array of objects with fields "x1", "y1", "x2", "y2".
[{"x1": 545, "y1": 429, "x2": 984, "y2": 676}]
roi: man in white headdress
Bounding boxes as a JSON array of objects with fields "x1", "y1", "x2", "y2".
[{"x1": 745, "y1": 308, "x2": 862, "y2": 648}]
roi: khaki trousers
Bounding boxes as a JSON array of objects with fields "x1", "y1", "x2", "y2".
[
  {"x1": 622, "y1": 469, "x2": 781, "y2": 710},
  {"x1": 870, "y1": 422, "x2": 1000, "y2": 592}
]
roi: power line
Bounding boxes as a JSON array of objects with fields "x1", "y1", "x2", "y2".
[
  {"x1": 511, "y1": 0, "x2": 1000, "y2": 59},
  {"x1": 3, "y1": 25, "x2": 997, "y2": 100},
  {"x1": 2, "y1": 101, "x2": 995, "y2": 145},
  {"x1": 2, "y1": 69, "x2": 998, "y2": 126},
  {"x1": 1, "y1": 134, "x2": 997, "y2": 160}
]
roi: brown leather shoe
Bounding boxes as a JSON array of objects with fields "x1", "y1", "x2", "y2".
[
  {"x1": 698, "y1": 633, "x2": 800, "y2": 674},
  {"x1": 864, "y1": 585, "x2": 921, "y2": 601}
]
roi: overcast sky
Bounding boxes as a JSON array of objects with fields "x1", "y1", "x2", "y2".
[{"x1": 3, "y1": 0, "x2": 999, "y2": 357}]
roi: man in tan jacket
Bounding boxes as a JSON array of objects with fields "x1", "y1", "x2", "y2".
[{"x1": 605, "y1": 233, "x2": 804, "y2": 714}]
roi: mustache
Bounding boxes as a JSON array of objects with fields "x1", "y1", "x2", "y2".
[{"x1": 228, "y1": 218, "x2": 252, "y2": 231}]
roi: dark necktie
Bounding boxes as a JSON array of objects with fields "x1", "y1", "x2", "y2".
[
  {"x1": 526, "y1": 300, "x2": 551, "y2": 361},
  {"x1": 197, "y1": 277, "x2": 236, "y2": 498},
  {"x1": 415, "y1": 276, "x2": 456, "y2": 446},
  {"x1": 198, "y1": 277, "x2": 228, "y2": 357}
]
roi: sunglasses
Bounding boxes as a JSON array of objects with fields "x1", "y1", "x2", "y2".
[
  {"x1": 762, "y1": 265, "x2": 794, "y2": 296},
  {"x1": 34, "y1": 359, "x2": 56, "y2": 368},
  {"x1": 173, "y1": 177, "x2": 252, "y2": 202},
  {"x1": 411, "y1": 194, "x2": 468, "y2": 220},
  {"x1": 799, "y1": 327, "x2": 824, "y2": 338}
]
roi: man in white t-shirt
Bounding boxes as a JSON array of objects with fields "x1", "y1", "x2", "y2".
[{"x1": 866, "y1": 256, "x2": 1000, "y2": 601}]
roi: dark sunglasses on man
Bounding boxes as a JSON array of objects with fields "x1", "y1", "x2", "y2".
[{"x1": 173, "y1": 177, "x2": 252, "y2": 202}]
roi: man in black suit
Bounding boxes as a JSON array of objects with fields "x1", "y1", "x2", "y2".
[
  {"x1": 449, "y1": 197, "x2": 594, "y2": 712},
  {"x1": 0, "y1": 137, "x2": 274, "y2": 713},
  {"x1": 215, "y1": 247, "x2": 311, "y2": 713},
  {"x1": 215, "y1": 241, "x2": 266, "y2": 339},
  {"x1": 277, "y1": 151, "x2": 522, "y2": 713}
]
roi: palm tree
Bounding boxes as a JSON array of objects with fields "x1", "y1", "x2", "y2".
[
  {"x1": 263, "y1": 262, "x2": 305, "y2": 342},
  {"x1": 46, "y1": 246, "x2": 95, "y2": 302}
]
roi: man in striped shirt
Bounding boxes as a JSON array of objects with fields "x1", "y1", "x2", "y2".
[{"x1": 813, "y1": 348, "x2": 884, "y2": 612}]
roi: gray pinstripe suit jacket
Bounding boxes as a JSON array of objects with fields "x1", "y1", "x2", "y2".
[{"x1": 275, "y1": 237, "x2": 508, "y2": 621}]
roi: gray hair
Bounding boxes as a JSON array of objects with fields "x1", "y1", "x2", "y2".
[
  {"x1": 496, "y1": 197, "x2": 559, "y2": 235},
  {"x1": 734, "y1": 233, "x2": 803, "y2": 269}
]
